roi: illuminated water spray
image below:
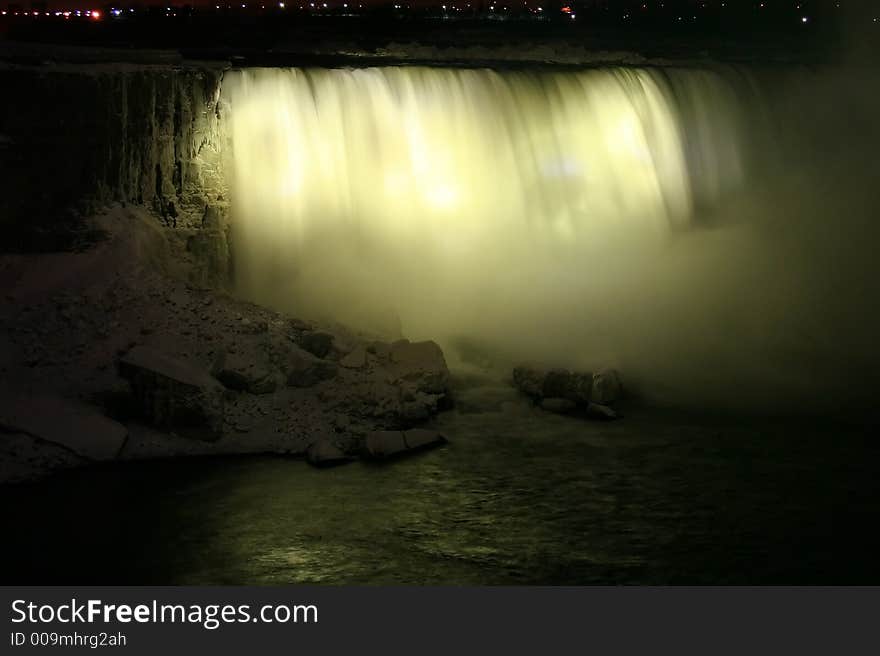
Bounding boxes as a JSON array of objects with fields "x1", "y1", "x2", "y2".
[{"x1": 221, "y1": 66, "x2": 755, "y2": 360}]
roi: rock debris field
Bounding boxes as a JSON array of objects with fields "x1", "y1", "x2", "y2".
[{"x1": 0, "y1": 206, "x2": 621, "y2": 484}]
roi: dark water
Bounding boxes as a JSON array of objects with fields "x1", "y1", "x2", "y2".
[{"x1": 2, "y1": 381, "x2": 879, "y2": 585}]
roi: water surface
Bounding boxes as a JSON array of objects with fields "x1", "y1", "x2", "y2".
[{"x1": 2, "y1": 383, "x2": 878, "y2": 584}]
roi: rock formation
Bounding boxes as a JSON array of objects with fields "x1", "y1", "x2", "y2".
[
  {"x1": 512, "y1": 365, "x2": 622, "y2": 419},
  {"x1": 0, "y1": 206, "x2": 452, "y2": 483}
]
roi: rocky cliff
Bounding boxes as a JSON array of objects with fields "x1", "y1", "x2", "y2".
[{"x1": 0, "y1": 63, "x2": 227, "y2": 252}]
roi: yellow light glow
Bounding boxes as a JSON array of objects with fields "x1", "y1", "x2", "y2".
[{"x1": 221, "y1": 66, "x2": 750, "y2": 336}]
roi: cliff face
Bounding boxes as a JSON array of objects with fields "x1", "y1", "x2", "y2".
[{"x1": 0, "y1": 64, "x2": 227, "y2": 252}]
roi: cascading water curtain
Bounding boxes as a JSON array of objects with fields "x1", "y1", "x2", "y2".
[{"x1": 221, "y1": 66, "x2": 756, "y2": 370}]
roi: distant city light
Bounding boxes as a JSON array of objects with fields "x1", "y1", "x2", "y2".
[{"x1": 0, "y1": 1, "x2": 875, "y2": 27}]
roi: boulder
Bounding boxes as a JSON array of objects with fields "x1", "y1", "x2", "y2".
[
  {"x1": 387, "y1": 340, "x2": 450, "y2": 395},
  {"x1": 0, "y1": 395, "x2": 127, "y2": 461},
  {"x1": 212, "y1": 350, "x2": 277, "y2": 395},
  {"x1": 514, "y1": 365, "x2": 591, "y2": 402},
  {"x1": 512, "y1": 364, "x2": 622, "y2": 418},
  {"x1": 238, "y1": 317, "x2": 268, "y2": 334},
  {"x1": 352, "y1": 340, "x2": 452, "y2": 427},
  {"x1": 363, "y1": 429, "x2": 447, "y2": 459},
  {"x1": 298, "y1": 331, "x2": 334, "y2": 358},
  {"x1": 512, "y1": 365, "x2": 545, "y2": 399},
  {"x1": 344, "y1": 379, "x2": 440, "y2": 428},
  {"x1": 592, "y1": 368, "x2": 623, "y2": 404},
  {"x1": 288, "y1": 318, "x2": 315, "y2": 332},
  {"x1": 566, "y1": 372, "x2": 594, "y2": 404},
  {"x1": 324, "y1": 324, "x2": 360, "y2": 358},
  {"x1": 0, "y1": 431, "x2": 86, "y2": 485},
  {"x1": 396, "y1": 392, "x2": 442, "y2": 424},
  {"x1": 366, "y1": 341, "x2": 392, "y2": 359},
  {"x1": 402, "y1": 429, "x2": 447, "y2": 451},
  {"x1": 543, "y1": 368, "x2": 574, "y2": 399},
  {"x1": 118, "y1": 346, "x2": 225, "y2": 441},
  {"x1": 306, "y1": 438, "x2": 351, "y2": 467},
  {"x1": 540, "y1": 397, "x2": 577, "y2": 414},
  {"x1": 339, "y1": 345, "x2": 368, "y2": 369},
  {"x1": 283, "y1": 345, "x2": 337, "y2": 388},
  {"x1": 586, "y1": 402, "x2": 619, "y2": 421}
]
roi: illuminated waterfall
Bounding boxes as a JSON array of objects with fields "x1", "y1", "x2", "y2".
[{"x1": 221, "y1": 66, "x2": 757, "y2": 365}]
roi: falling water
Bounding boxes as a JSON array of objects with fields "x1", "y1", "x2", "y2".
[{"x1": 221, "y1": 65, "x2": 880, "y2": 411}]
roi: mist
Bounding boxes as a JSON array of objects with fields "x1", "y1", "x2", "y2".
[{"x1": 221, "y1": 63, "x2": 880, "y2": 413}]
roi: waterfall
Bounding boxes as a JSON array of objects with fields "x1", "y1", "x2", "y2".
[
  {"x1": 219, "y1": 64, "x2": 880, "y2": 411},
  {"x1": 222, "y1": 65, "x2": 755, "y2": 333}
]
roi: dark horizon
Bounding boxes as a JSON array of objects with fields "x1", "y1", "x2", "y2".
[{"x1": 0, "y1": 0, "x2": 864, "y2": 17}]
